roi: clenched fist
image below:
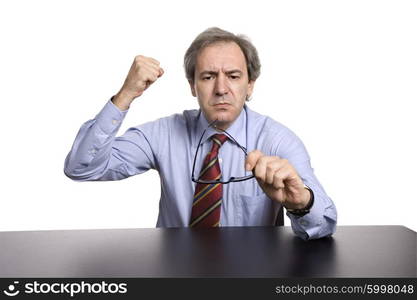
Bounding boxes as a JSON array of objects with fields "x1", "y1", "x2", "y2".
[{"x1": 113, "y1": 55, "x2": 164, "y2": 110}]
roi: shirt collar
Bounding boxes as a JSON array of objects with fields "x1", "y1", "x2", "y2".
[{"x1": 196, "y1": 107, "x2": 247, "y2": 148}]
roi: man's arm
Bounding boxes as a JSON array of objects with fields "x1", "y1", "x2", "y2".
[
  {"x1": 64, "y1": 55, "x2": 164, "y2": 181},
  {"x1": 245, "y1": 129, "x2": 337, "y2": 240}
]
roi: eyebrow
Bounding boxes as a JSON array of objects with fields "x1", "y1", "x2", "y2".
[{"x1": 199, "y1": 69, "x2": 243, "y2": 76}]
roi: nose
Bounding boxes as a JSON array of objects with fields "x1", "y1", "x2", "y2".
[{"x1": 214, "y1": 74, "x2": 229, "y2": 97}]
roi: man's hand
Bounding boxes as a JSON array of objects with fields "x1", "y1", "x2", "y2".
[
  {"x1": 245, "y1": 150, "x2": 311, "y2": 210},
  {"x1": 112, "y1": 55, "x2": 164, "y2": 110}
]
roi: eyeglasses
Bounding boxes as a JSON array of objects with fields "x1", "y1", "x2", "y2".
[{"x1": 191, "y1": 120, "x2": 255, "y2": 184}]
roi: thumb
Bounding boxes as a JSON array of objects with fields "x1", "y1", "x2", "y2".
[{"x1": 245, "y1": 150, "x2": 263, "y2": 171}]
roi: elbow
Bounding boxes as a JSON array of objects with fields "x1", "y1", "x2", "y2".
[
  {"x1": 63, "y1": 155, "x2": 91, "y2": 181},
  {"x1": 63, "y1": 155, "x2": 77, "y2": 180},
  {"x1": 63, "y1": 165, "x2": 102, "y2": 181},
  {"x1": 63, "y1": 162, "x2": 86, "y2": 181},
  {"x1": 63, "y1": 166, "x2": 80, "y2": 181},
  {"x1": 63, "y1": 157, "x2": 111, "y2": 181}
]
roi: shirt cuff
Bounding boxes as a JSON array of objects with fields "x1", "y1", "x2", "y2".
[
  {"x1": 94, "y1": 99, "x2": 128, "y2": 135},
  {"x1": 286, "y1": 189, "x2": 328, "y2": 240}
]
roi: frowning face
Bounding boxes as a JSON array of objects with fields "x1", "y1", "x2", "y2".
[{"x1": 190, "y1": 42, "x2": 255, "y2": 130}]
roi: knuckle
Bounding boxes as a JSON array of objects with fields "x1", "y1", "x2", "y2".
[
  {"x1": 251, "y1": 149, "x2": 261, "y2": 157},
  {"x1": 259, "y1": 156, "x2": 267, "y2": 163},
  {"x1": 274, "y1": 172, "x2": 282, "y2": 180},
  {"x1": 247, "y1": 152, "x2": 256, "y2": 162}
]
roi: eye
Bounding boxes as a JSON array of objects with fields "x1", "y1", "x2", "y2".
[
  {"x1": 229, "y1": 74, "x2": 240, "y2": 80},
  {"x1": 202, "y1": 75, "x2": 213, "y2": 80}
]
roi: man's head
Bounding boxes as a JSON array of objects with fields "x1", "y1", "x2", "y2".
[{"x1": 184, "y1": 27, "x2": 261, "y2": 130}]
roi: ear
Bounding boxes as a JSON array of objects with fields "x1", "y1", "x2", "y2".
[
  {"x1": 247, "y1": 80, "x2": 256, "y2": 98},
  {"x1": 188, "y1": 80, "x2": 196, "y2": 97}
]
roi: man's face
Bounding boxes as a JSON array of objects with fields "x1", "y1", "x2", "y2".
[{"x1": 190, "y1": 42, "x2": 255, "y2": 130}]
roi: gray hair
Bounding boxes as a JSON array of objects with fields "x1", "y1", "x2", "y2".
[{"x1": 184, "y1": 27, "x2": 261, "y2": 83}]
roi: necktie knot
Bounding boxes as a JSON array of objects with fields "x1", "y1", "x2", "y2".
[{"x1": 211, "y1": 134, "x2": 228, "y2": 153}]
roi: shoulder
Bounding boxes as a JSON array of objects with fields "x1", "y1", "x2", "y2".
[
  {"x1": 129, "y1": 109, "x2": 200, "y2": 136},
  {"x1": 246, "y1": 106, "x2": 296, "y2": 139},
  {"x1": 245, "y1": 106, "x2": 304, "y2": 155},
  {"x1": 120, "y1": 109, "x2": 199, "y2": 158}
]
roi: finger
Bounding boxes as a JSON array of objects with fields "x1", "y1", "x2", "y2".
[
  {"x1": 274, "y1": 164, "x2": 303, "y2": 190},
  {"x1": 134, "y1": 56, "x2": 161, "y2": 73},
  {"x1": 140, "y1": 63, "x2": 161, "y2": 75},
  {"x1": 253, "y1": 156, "x2": 277, "y2": 183},
  {"x1": 141, "y1": 73, "x2": 159, "y2": 90},
  {"x1": 272, "y1": 168, "x2": 292, "y2": 190},
  {"x1": 141, "y1": 65, "x2": 160, "y2": 82},
  {"x1": 135, "y1": 55, "x2": 160, "y2": 66},
  {"x1": 275, "y1": 188, "x2": 286, "y2": 204},
  {"x1": 265, "y1": 160, "x2": 285, "y2": 185},
  {"x1": 144, "y1": 77, "x2": 157, "y2": 89},
  {"x1": 146, "y1": 65, "x2": 164, "y2": 79},
  {"x1": 245, "y1": 150, "x2": 264, "y2": 171},
  {"x1": 158, "y1": 67, "x2": 164, "y2": 77},
  {"x1": 145, "y1": 56, "x2": 160, "y2": 66},
  {"x1": 142, "y1": 60, "x2": 161, "y2": 72}
]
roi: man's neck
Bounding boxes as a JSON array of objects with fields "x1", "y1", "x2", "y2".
[{"x1": 212, "y1": 122, "x2": 231, "y2": 132}]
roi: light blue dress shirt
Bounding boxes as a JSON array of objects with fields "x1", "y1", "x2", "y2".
[{"x1": 64, "y1": 100, "x2": 337, "y2": 240}]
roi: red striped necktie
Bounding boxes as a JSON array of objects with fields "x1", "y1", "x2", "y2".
[{"x1": 189, "y1": 134, "x2": 228, "y2": 228}]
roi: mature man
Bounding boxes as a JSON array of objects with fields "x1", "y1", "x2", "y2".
[{"x1": 64, "y1": 27, "x2": 337, "y2": 240}]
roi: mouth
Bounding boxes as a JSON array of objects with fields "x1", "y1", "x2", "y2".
[
  {"x1": 213, "y1": 103, "x2": 231, "y2": 107},
  {"x1": 212, "y1": 103, "x2": 231, "y2": 111}
]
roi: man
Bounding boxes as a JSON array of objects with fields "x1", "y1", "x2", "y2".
[{"x1": 64, "y1": 27, "x2": 337, "y2": 240}]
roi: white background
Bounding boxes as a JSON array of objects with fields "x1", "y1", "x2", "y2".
[{"x1": 0, "y1": 0, "x2": 416, "y2": 232}]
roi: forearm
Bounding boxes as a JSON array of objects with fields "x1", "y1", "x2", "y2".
[{"x1": 64, "y1": 100, "x2": 127, "y2": 180}]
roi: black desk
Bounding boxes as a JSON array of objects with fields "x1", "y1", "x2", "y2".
[{"x1": 0, "y1": 226, "x2": 415, "y2": 277}]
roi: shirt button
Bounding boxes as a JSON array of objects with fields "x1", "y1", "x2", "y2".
[
  {"x1": 112, "y1": 119, "x2": 118, "y2": 125},
  {"x1": 219, "y1": 158, "x2": 223, "y2": 164}
]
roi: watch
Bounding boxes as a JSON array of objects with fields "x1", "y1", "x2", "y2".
[{"x1": 286, "y1": 185, "x2": 314, "y2": 217}]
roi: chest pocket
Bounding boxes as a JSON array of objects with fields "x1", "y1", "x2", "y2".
[{"x1": 237, "y1": 192, "x2": 277, "y2": 226}]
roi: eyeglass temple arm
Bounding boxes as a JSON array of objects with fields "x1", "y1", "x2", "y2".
[
  {"x1": 215, "y1": 127, "x2": 249, "y2": 155},
  {"x1": 191, "y1": 127, "x2": 208, "y2": 181}
]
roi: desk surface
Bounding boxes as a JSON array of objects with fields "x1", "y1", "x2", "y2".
[{"x1": 0, "y1": 226, "x2": 415, "y2": 277}]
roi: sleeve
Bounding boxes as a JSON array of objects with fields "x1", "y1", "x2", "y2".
[
  {"x1": 268, "y1": 127, "x2": 337, "y2": 240},
  {"x1": 64, "y1": 99, "x2": 160, "y2": 181}
]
